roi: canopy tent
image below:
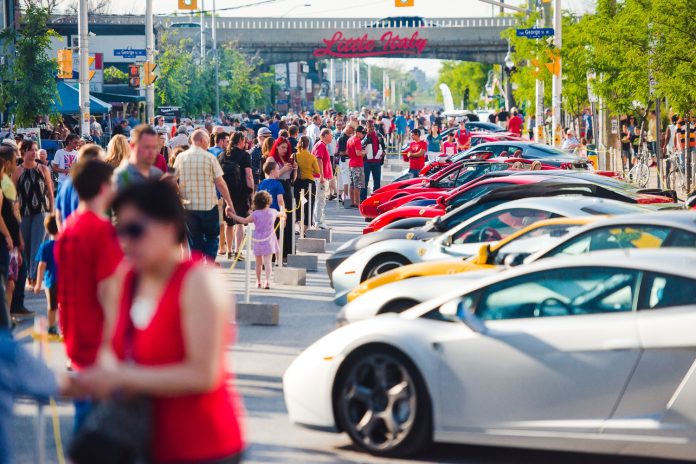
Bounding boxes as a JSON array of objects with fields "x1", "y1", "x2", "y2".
[
  {"x1": 52, "y1": 82, "x2": 112, "y2": 114},
  {"x1": 91, "y1": 91, "x2": 145, "y2": 103}
]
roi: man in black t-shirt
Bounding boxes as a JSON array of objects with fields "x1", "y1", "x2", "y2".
[
  {"x1": 219, "y1": 131, "x2": 254, "y2": 258},
  {"x1": 336, "y1": 126, "x2": 354, "y2": 204},
  {"x1": 497, "y1": 108, "x2": 510, "y2": 130}
]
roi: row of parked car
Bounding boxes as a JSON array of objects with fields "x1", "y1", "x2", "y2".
[{"x1": 282, "y1": 140, "x2": 696, "y2": 461}]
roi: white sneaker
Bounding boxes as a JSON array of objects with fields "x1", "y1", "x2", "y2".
[{"x1": 317, "y1": 223, "x2": 328, "y2": 229}]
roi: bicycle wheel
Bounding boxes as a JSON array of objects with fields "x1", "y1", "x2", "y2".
[
  {"x1": 635, "y1": 162, "x2": 650, "y2": 188},
  {"x1": 669, "y1": 169, "x2": 687, "y2": 198}
]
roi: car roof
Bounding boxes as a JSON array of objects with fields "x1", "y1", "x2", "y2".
[
  {"x1": 583, "y1": 211, "x2": 696, "y2": 231},
  {"x1": 490, "y1": 216, "x2": 600, "y2": 252},
  {"x1": 403, "y1": 248, "x2": 696, "y2": 319}
]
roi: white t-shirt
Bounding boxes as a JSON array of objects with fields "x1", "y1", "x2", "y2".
[
  {"x1": 381, "y1": 118, "x2": 391, "y2": 136},
  {"x1": 52, "y1": 148, "x2": 78, "y2": 183}
]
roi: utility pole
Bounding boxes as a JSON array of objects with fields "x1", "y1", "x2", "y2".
[
  {"x1": 366, "y1": 63, "x2": 371, "y2": 107},
  {"x1": 356, "y1": 59, "x2": 361, "y2": 109},
  {"x1": 212, "y1": 0, "x2": 219, "y2": 119},
  {"x1": 329, "y1": 59, "x2": 335, "y2": 108},
  {"x1": 551, "y1": 0, "x2": 562, "y2": 147},
  {"x1": 535, "y1": 0, "x2": 552, "y2": 143},
  {"x1": 200, "y1": 0, "x2": 205, "y2": 65},
  {"x1": 78, "y1": 0, "x2": 90, "y2": 136},
  {"x1": 145, "y1": 0, "x2": 155, "y2": 125}
]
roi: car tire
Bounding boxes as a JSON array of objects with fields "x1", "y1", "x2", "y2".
[
  {"x1": 335, "y1": 346, "x2": 432, "y2": 457},
  {"x1": 363, "y1": 254, "x2": 410, "y2": 281}
]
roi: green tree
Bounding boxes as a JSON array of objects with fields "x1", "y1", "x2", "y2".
[
  {"x1": 103, "y1": 66, "x2": 128, "y2": 84},
  {"x1": 0, "y1": 5, "x2": 59, "y2": 126},
  {"x1": 436, "y1": 61, "x2": 492, "y2": 109},
  {"x1": 651, "y1": 0, "x2": 696, "y2": 114}
]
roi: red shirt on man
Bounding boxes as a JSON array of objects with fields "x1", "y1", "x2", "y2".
[
  {"x1": 407, "y1": 140, "x2": 428, "y2": 170},
  {"x1": 456, "y1": 128, "x2": 471, "y2": 149},
  {"x1": 347, "y1": 135, "x2": 364, "y2": 168},
  {"x1": 55, "y1": 210, "x2": 123, "y2": 370},
  {"x1": 312, "y1": 141, "x2": 334, "y2": 180},
  {"x1": 508, "y1": 115, "x2": 523, "y2": 136}
]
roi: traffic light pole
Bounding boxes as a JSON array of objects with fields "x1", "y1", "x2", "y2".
[
  {"x1": 551, "y1": 0, "x2": 562, "y2": 147},
  {"x1": 78, "y1": 0, "x2": 90, "y2": 137},
  {"x1": 145, "y1": 0, "x2": 155, "y2": 125},
  {"x1": 213, "y1": 0, "x2": 220, "y2": 120}
]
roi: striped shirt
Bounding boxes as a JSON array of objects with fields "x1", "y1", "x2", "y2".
[{"x1": 173, "y1": 146, "x2": 224, "y2": 211}]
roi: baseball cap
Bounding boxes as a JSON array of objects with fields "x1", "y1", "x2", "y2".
[{"x1": 258, "y1": 127, "x2": 272, "y2": 136}]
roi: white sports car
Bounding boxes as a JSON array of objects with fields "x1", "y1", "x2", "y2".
[
  {"x1": 331, "y1": 197, "x2": 647, "y2": 305},
  {"x1": 285, "y1": 249, "x2": 696, "y2": 460}
]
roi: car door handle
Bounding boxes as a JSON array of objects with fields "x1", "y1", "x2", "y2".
[{"x1": 603, "y1": 338, "x2": 639, "y2": 351}]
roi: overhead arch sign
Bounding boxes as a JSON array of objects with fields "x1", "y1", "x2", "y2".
[{"x1": 313, "y1": 31, "x2": 428, "y2": 58}]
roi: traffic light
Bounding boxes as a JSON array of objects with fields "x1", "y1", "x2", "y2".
[
  {"x1": 531, "y1": 58, "x2": 541, "y2": 78},
  {"x1": 88, "y1": 56, "x2": 96, "y2": 81},
  {"x1": 143, "y1": 61, "x2": 157, "y2": 85},
  {"x1": 128, "y1": 64, "x2": 140, "y2": 88},
  {"x1": 545, "y1": 49, "x2": 561, "y2": 76},
  {"x1": 178, "y1": 0, "x2": 197, "y2": 10},
  {"x1": 57, "y1": 49, "x2": 73, "y2": 78},
  {"x1": 395, "y1": 0, "x2": 414, "y2": 6}
]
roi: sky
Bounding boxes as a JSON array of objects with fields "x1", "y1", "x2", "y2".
[{"x1": 55, "y1": 0, "x2": 596, "y2": 78}]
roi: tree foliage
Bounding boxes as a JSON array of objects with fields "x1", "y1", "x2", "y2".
[
  {"x1": 499, "y1": 0, "x2": 696, "y2": 118},
  {"x1": 103, "y1": 66, "x2": 127, "y2": 84},
  {"x1": 0, "y1": 5, "x2": 59, "y2": 126},
  {"x1": 155, "y1": 32, "x2": 273, "y2": 116},
  {"x1": 436, "y1": 61, "x2": 492, "y2": 109}
]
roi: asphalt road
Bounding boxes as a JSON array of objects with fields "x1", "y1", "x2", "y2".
[{"x1": 9, "y1": 195, "x2": 684, "y2": 464}]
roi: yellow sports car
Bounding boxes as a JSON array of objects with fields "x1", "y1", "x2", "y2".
[{"x1": 346, "y1": 217, "x2": 598, "y2": 302}]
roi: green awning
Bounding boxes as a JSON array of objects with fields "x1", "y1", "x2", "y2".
[{"x1": 91, "y1": 91, "x2": 145, "y2": 103}]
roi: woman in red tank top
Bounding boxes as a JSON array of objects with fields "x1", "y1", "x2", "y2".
[{"x1": 78, "y1": 181, "x2": 244, "y2": 463}]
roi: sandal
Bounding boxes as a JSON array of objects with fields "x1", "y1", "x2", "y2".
[
  {"x1": 257, "y1": 282, "x2": 262, "y2": 288},
  {"x1": 264, "y1": 283, "x2": 270, "y2": 290}
]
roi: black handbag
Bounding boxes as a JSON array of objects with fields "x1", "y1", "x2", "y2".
[{"x1": 69, "y1": 277, "x2": 153, "y2": 464}]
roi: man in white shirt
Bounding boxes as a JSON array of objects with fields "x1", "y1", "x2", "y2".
[
  {"x1": 306, "y1": 114, "x2": 322, "y2": 149},
  {"x1": 52, "y1": 134, "x2": 80, "y2": 186}
]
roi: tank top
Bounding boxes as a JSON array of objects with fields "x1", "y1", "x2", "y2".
[
  {"x1": 17, "y1": 166, "x2": 50, "y2": 216},
  {"x1": 111, "y1": 261, "x2": 244, "y2": 463}
]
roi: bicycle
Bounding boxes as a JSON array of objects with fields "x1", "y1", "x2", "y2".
[
  {"x1": 666, "y1": 150, "x2": 688, "y2": 198},
  {"x1": 627, "y1": 148, "x2": 651, "y2": 188}
]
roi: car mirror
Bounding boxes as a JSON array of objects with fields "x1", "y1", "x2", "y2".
[
  {"x1": 475, "y1": 244, "x2": 491, "y2": 264},
  {"x1": 503, "y1": 253, "x2": 526, "y2": 267},
  {"x1": 441, "y1": 234, "x2": 453, "y2": 247},
  {"x1": 440, "y1": 299, "x2": 486, "y2": 333}
]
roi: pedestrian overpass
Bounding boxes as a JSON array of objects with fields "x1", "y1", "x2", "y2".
[{"x1": 161, "y1": 16, "x2": 517, "y2": 65}]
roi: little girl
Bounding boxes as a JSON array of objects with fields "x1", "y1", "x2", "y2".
[{"x1": 231, "y1": 191, "x2": 285, "y2": 289}]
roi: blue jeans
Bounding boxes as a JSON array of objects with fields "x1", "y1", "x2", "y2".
[
  {"x1": 408, "y1": 168, "x2": 420, "y2": 179},
  {"x1": 185, "y1": 207, "x2": 220, "y2": 260},
  {"x1": 20, "y1": 212, "x2": 47, "y2": 280},
  {"x1": 361, "y1": 163, "x2": 382, "y2": 202},
  {"x1": 74, "y1": 399, "x2": 93, "y2": 433}
]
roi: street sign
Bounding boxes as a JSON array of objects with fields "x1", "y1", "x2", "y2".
[
  {"x1": 114, "y1": 47, "x2": 147, "y2": 59},
  {"x1": 516, "y1": 28, "x2": 554, "y2": 39}
]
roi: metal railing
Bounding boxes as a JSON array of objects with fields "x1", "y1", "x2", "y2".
[{"x1": 49, "y1": 14, "x2": 517, "y2": 30}]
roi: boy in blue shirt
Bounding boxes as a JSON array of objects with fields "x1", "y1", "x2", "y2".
[
  {"x1": 34, "y1": 213, "x2": 59, "y2": 339},
  {"x1": 258, "y1": 160, "x2": 286, "y2": 212}
]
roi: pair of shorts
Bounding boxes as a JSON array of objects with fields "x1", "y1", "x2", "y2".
[
  {"x1": 350, "y1": 167, "x2": 365, "y2": 189},
  {"x1": 338, "y1": 160, "x2": 351, "y2": 186}
]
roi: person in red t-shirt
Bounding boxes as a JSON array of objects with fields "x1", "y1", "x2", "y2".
[
  {"x1": 456, "y1": 120, "x2": 471, "y2": 152},
  {"x1": 508, "y1": 109, "x2": 524, "y2": 137},
  {"x1": 312, "y1": 128, "x2": 334, "y2": 227},
  {"x1": 55, "y1": 157, "x2": 123, "y2": 431},
  {"x1": 442, "y1": 131, "x2": 458, "y2": 158},
  {"x1": 346, "y1": 125, "x2": 366, "y2": 208},
  {"x1": 404, "y1": 128, "x2": 427, "y2": 178}
]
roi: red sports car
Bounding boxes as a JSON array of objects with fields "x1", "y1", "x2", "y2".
[
  {"x1": 363, "y1": 175, "x2": 543, "y2": 233},
  {"x1": 359, "y1": 161, "x2": 507, "y2": 219}
]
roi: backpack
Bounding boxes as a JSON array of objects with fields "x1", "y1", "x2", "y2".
[{"x1": 218, "y1": 152, "x2": 243, "y2": 195}]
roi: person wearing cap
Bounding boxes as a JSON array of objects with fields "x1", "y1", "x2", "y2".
[
  {"x1": 168, "y1": 125, "x2": 190, "y2": 149},
  {"x1": 251, "y1": 127, "x2": 272, "y2": 186}
]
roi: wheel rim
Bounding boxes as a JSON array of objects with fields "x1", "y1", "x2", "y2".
[
  {"x1": 340, "y1": 353, "x2": 417, "y2": 451},
  {"x1": 637, "y1": 164, "x2": 649, "y2": 187},
  {"x1": 367, "y1": 260, "x2": 403, "y2": 279}
]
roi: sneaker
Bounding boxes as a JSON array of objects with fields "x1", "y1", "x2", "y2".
[
  {"x1": 317, "y1": 223, "x2": 328, "y2": 229},
  {"x1": 328, "y1": 194, "x2": 337, "y2": 201},
  {"x1": 11, "y1": 307, "x2": 35, "y2": 320},
  {"x1": 47, "y1": 327, "x2": 63, "y2": 342}
]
